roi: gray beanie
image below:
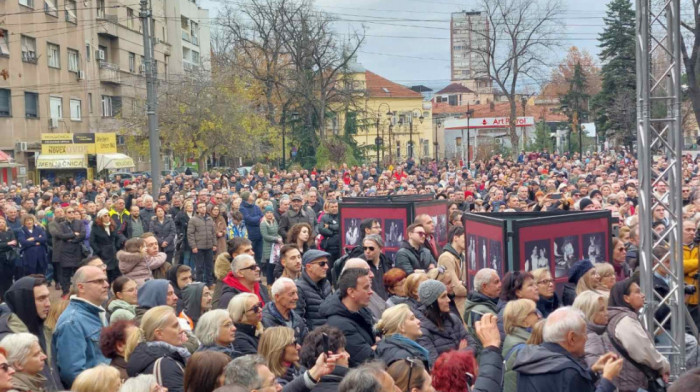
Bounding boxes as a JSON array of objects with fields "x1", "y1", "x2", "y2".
[{"x1": 418, "y1": 279, "x2": 446, "y2": 306}]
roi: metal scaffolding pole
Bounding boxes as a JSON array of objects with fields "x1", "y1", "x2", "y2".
[{"x1": 636, "y1": 0, "x2": 685, "y2": 379}]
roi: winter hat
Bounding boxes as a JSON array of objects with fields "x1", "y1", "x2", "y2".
[
  {"x1": 578, "y1": 197, "x2": 594, "y2": 211},
  {"x1": 589, "y1": 190, "x2": 602, "y2": 200},
  {"x1": 240, "y1": 191, "x2": 251, "y2": 202},
  {"x1": 568, "y1": 259, "x2": 594, "y2": 284},
  {"x1": 418, "y1": 279, "x2": 447, "y2": 306},
  {"x1": 264, "y1": 205, "x2": 274, "y2": 213},
  {"x1": 302, "y1": 249, "x2": 331, "y2": 266}
]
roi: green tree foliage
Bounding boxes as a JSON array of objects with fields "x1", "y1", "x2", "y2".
[
  {"x1": 593, "y1": 0, "x2": 636, "y2": 146},
  {"x1": 527, "y1": 121, "x2": 554, "y2": 151},
  {"x1": 560, "y1": 62, "x2": 590, "y2": 155}
]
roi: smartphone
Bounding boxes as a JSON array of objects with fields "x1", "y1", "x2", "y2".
[
  {"x1": 322, "y1": 333, "x2": 330, "y2": 354},
  {"x1": 471, "y1": 310, "x2": 484, "y2": 324}
]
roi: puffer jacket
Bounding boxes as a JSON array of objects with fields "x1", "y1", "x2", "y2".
[
  {"x1": 117, "y1": 250, "x2": 152, "y2": 287},
  {"x1": 376, "y1": 334, "x2": 430, "y2": 369},
  {"x1": 150, "y1": 216, "x2": 176, "y2": 253},
  {"x1": 683, "y1": 243, "x2": 698, "y2": 305},
  {"x1": 240, "y1": 201, "x2": 263, "y2": 241},
  {"x1": 295, "y1": 270, "x2": 332, "y2": 330},
  {"x1": 318, "y1": 212, "x2": 340, "y2": 251},
  {"x1": 395, "y1": 241, "x2": 433, "y2": 274},
  {"x1": 472, "y1": 346, "x2": 505, "y2": 392},
  {"x1": 416, "y1": 307, "x2": 468, "y2": 364},
  {"x1": 584, "y1": 321, "x2": 614, "y2": 369},
  {"x1": 232, "y1": 323, "x2": 260, "y2": 355},
  {"x1": 606, "y1": 306, "x2": 670, "y2": 392},
  {"x1": 463, "y1": 291, "x2": 499, "y2": 355},
  {"x1": 319, "y1": 292, "x2": 376, "y2": 367},
  {"x1": 187, "y1": 214, "x2": 216, "y2": 250},
  {"x1": 126, "y1": 342, "x2": 188, "y2": 392},
  {"x1": 261, "y1": 302, "x2": 308, "y2": 344}
]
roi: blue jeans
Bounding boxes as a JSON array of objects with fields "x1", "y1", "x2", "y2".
[
  {"x1": 182, "y1": 250, "x2": 195, "y2": 270},
  {"x1": 194, "y1": 248, "x2": 214, "y2": 286}
]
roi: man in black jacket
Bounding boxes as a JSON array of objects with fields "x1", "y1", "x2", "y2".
[
  {"x1": 261, "y1": 277, "x2": 308, "y2": 344},
  {"x1": 319, "y1": 268, "x2": 376, "y2": 367},
  {"x1": 296, "y1": 250, "x2": 332, "y2": 330},
  {"x1": 55, "y1": 207, "x2": 86, "y2": 296}
]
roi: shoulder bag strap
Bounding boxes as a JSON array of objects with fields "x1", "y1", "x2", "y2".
[{"x1": 608, "y1": 330, "x2": 659, "y2": 379}]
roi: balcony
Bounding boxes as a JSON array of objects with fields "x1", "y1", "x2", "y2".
[
  {"x1": 99, "y1": 61, "x2": 121, "y2": 84},
  {"x1": 22, "y1": 51, "x2": 38, "y2": 64}
]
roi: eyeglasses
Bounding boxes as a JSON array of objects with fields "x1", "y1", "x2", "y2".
[
  {"x1": 363, "y1": 246, "x2": 376, "y2": 251},
  {"x1": 240, "y1": 264, "x2": 260, "y2": 271},
  {"x1": 465, "y1": 371, "x2": 475, "y2": 387},
  {"x1": 537, "y1": 279, "x2": 554, "y2": 286},
  {"x1": 311, "y1": 261, "x2": 328, "y2": 267},
  {"x1": 83, "y1": 278, "x2": 108, "y2": 285},
  {"x1": 247, "y1": 303, "x2": 263, "y2": 313},
  {"x1": 0, "y1": 363, "x2": 13, "y2": 373},
  {"x1": 413, "y1": 231, "x2": 426, "y2": 237},
  {"x1": 405, "y1": 357, "x2": 417, "y2": 392}
]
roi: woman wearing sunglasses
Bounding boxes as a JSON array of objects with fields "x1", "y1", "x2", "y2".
[
  {"x1": 375, "y1": 304, "x2": 430, "y2": 369},
  {"x1": 258, "y1": 327, "x2": 302, "y2": 386},
  {"x1": 387, "y1": 358, "x2": 434, "y2": 392},
  {"x1": 227, "y1": 293, "x2": 264, "y2": 355}
]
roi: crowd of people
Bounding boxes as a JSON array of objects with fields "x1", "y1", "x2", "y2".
[{"x1": 0, "y1": 149, "x2": 699, "y2": 392}]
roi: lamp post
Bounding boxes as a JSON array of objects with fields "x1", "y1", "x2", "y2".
[
  {"x1": 465, "y1": 105, "x2": 474, "y2": 169},
  {"x1": 407, "y1": 109, "x2": 424, "y2": 159},
  {"x1": 282, "y1": 111, "x2": 299, "y2": 169},
  {"x1": 434, "y1": 118, "x2": 442, "y2": 161},
  {"x1": 375, "y1": 103, "x2": 392, "y2": 168}
]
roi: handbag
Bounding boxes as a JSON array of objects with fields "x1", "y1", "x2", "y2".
[
  {"x1": 80, "y1": 243, "x2": 91, "y2": 258},
  {"x1": 609, "y1": 331, "x2": 666, "y2": 392}
]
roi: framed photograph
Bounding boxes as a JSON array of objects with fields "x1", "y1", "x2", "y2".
[
  {"x1": 489, "y1": 239, "x2": 503, "y2": 273},
  {"x1": 385, "y1": 251, "x2": 397, "y2": 264},
  {"x1": 339, "y1": 203, "x2": 411, "y2": 253},
  {"x1": 467, "y1": 234, "x2": 478, "y2": 271},
  {"x1": 414, "y1": 200, "x2": 449, "y2": 247},
  {"x1": 523, "y1": 239, "x2": 551, "y2": 272},
  {"x1": 478, "y1": 237, "x2": 489, "y2": 269},
  {"x1": 463, "y1": 214, "x2": 507, "y2": 290},
  {"x1": 384, "y1": 219, "x2": 405, "y2": 248},
  {"x1": 344, "y1": 218, "x2": 362, "y2": 247},
  {"x1": 553, "y1": 236, "x2": 580, "y2": 278},
  {"x1": 582, "y1": 232, "x2": 606, "y2": 263}
]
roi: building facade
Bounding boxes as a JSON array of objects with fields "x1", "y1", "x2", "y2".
[
  {"x1": 450, "y1": 11, "x2": 492, "y2": 94},
  {"x1": 0, "y1": 0, "x2": 209, "y2": 182}
]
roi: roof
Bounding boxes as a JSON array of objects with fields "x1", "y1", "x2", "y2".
[
  {"x1": 432, "y1": 101, "x2": 568, "y2": 122},
  {"x1": 435, "y1": 83, "x2": 476, "y2": 95},
  {"x1": 365, "y1": 71, "x2": 423, "y2": 99},
  {"x1": 0, "y1": 150, "x2": 12, "y2": 163}
]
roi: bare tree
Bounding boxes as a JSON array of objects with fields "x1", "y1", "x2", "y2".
[
  {"x1": 471, "y1": 0, "x2": 564, "y2": 154},
  {"x1": 681, "y1": 0, "x2": 700, "y2": 133}
]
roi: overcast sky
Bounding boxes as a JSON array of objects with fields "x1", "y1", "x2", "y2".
[{"x1": 200, "y1": 0, "x2": 611, "y2": 91}]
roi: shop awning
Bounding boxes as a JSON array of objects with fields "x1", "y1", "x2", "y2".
[
  {"x1": 97, "y1": 153, "x2": 135, "y2": 172},
  {"x1": 36, "y1": 154, "x2": 87, "y2": 169}
]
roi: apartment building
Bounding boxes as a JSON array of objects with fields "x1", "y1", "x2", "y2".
[
  {"x1": 0, "y1": 0, "x2": 209, "y2": 182},
  {"x1": 450, "y1": 11, "x2": 492, "y2": 94}
]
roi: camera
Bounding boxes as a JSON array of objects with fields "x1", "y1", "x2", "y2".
[{"x1": 685, "y1": 284, "x2": 697, "y2": 296}]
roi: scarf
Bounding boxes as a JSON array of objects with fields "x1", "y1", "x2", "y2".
[
  {"x1": 388, "y1": 334, "x2": 431, "y2": 366},
  {"x1": 146, "y1": 340, "x2": 191, "y2": 361}
]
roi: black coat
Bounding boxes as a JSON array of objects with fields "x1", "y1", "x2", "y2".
[
  {"x1": 174, "y1": 211, "x2": 191, "y2": 250},
  {"x1": 295, "y1": 271, "x2": 332, "y2": 330},
  {"x1": 312, "y1": 366, "x2": 349, "y2": 392},
  {"x1": 126, "y1": 342, "x2": 187, "y2": 392},
  {"x1": 150, "y1": 216, "x2": 176, "y2": 253},
  {"x1": 318, "y1": 213, "x2": 340, "y2": 251},
  {"x1": 319, "y1": 292, "x2": 376, "y2": 367},
  {"x1": 416, "y1": 307, "x2": 469, "y2": 364},
  {"x1": 233, "y1": 323, "x2": 260, "y2": 355},
  {"x1": 561, "y1": 283, "x2": 577, "y2": 306},
  {"x1": 89, "y1": 224, "x2": 119, "y2": 270},
  {"x1": 54, "y1": 219, "x2": 85, "y2": 268},
  {"x1": 376, "y1": 335, "x2": 430, "y2": 368},
  {"x1": 261, "y1": 302, "x2": 308, "y2": 345},
  {"x1": 472, "y1": 346, "x2": 505, "y2": 392}
]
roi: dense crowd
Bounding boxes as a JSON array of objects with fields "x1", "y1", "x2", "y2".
[{"x1": 0, "y1": 149, "x2": 699, "y2": 392}]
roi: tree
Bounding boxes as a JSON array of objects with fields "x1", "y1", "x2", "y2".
[
  {"x1": 680, "y1": 0, "x2": 700, "y2": 132},
  {"x1": 593, "y1": 0, "x2": 635, "y2": 145},
  {"x1": 544, "y1": 46, "x2": 601, "y2": 98},
  {"x1": 527, "y1": 121, "x2": 555, "y2": 151},
  {"x1": 471, "y1": 0, "x2": 564, "y2": 155},
  {"x1": 560, "y1": 62, "x2": 590, "y2": 155}
]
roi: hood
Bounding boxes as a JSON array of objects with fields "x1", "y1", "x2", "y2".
[
  {"x1": 137, "y1": 279, "x2": 170, "y2": 308},
  {"x1": 167, "y1": 265, "x2": 190, "y2": 297},
  {"x1": 181, "y1": 282, "x2": 206, "y2": 323},
  {"x1": 464, "y1": 291, "x2": 498, "y2": 313},
  {"x1": 4, "y1": 277, "x2": 44, "y2": 338},
  {"x1": 127, "y1": 341, "x2": 187, "y2": 375},
  {"x1": 117, "y1": 250, "x2": 144, "y2": 264},
  {"x1": 222, "y1": 272, "x2": 266, "y2": 306},
  {"x1": 108, "y1": 299, "x2": 136, "y2": 313},
  {"x1": 442, "y1": 243, "x2": 462, "y2": 260},
  {"x1": 215, "y1": 253, "x2": 232, "y2": 280},
  {"x1": 512, "y1": 342, "x2": 590, "y2": 380},
  {"x1": 319, "y1": 292, "x2": 373, "y2": 327}
]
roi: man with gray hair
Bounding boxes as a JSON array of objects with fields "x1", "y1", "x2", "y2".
[
  {"x1": 463, "y1": 268, "x2": 501, "y2": 355},
  {"x1": 338, "y1": 361, "x2": 398, "y2": 392},
  {"x1": 217, "y1": 254, "x2": 270, "y2": 310},
  {"x1": 512, "y1": 307, "x2": 623, "y2": 392},
  {"x1": 225, "y1": 353, "x2": 339, "y2": 392},
  {"x1": 262, "y1": 277, "x2": 308, "y2": 344},
  {"x1": 362, "y1": 234, "x2": 391, "y2": 300}
]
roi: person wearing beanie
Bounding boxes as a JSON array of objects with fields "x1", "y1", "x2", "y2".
[
  {"x1": 561, "y1": 259, "x2": 594, "y2": 306},
  {"x1": 415, "y1": 279, "x2": 469, "y2": 364},
  {"x1": 578, "y1": 197, "x2": 595, "y2": 211}
]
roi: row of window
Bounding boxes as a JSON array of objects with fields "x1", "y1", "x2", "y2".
[
  {"x1": 22, "y1": 0, "x2": 78, "y2": 24},
  {"x1": 0, "y1": 89, "x2": 121, "y2": 119}
]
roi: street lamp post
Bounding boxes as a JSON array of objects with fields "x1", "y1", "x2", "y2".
[
  {"x1": 282, "y1": 111, "x2": 299, "y2": 169},
  {"x1": 434, "y1": 118, "x2": 442, "y2": 161},
  {"x1": 407, "y1": 109, "x2": 424, "y2": 159},
  {"x1": 466, "y1": 105, "x2": 474, "y2": 169},
  {"x1": 376, "y1": 103, "x2": 392, "y2": 167}
]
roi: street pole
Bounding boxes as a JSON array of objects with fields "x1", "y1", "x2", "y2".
[
  {"x1": 375, "y1": 117, "x2": 380, "y2": 167},
  {"x1": 466, "y1": 104, "x2": 471, "y2": 170},
  {"x1": 141, "y1": 0, "x2": 160, "y2": 193},
  {"x1": 282, "y1": 123, "x2": 286, "y2": 169},
  {"x1": 409, "y1": 117, "x2": 414, "y2": 159}
]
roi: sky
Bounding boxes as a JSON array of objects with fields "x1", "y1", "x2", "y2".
[{"x1": 200, "y1": 0, "x2": 612, "y2": 92}]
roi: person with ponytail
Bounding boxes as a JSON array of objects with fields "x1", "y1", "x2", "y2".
[{"x1": 125, "y1": 305, "x2": 189, "y2": 392}]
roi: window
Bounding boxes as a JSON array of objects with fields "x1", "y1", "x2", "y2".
[
  {"x1": 128, "y1": 52, "x2": 135, "y2": 72},
  {"x1": 69, "y1": 99, "x2": 81, "y2": 120},
  {"x1": 88, "y1": 93, "x2": 93, "y2": 113},
  {"x1": 21, "y1": 35, "x2": 37, "y2": 63},
  {"x1": 102, "y1": 95, "x2": 112, "y2": 117},
  {"x1": 127, "y1": 8, "x2": 134, "y2": 29},
  {"x1": 396, "y1": 141, "x2": 401, "y2": 158},
  {"x1": 191, "y1": 50, "x2": 199, "y2": 64},
  {"x1": 44, "y1": 0, "x2": 57, "y2": 17},
  {"x1": 86, "y1": 43, "x2": 90, "y2": 61},
  {"x1": 49, "y1": 96, "x2": 62, "y2": 119},
  {"x1": 65, "y1": 0, "x2": 77, "y2": 24},
  {"x1": 98, "y1": 45, "x2": 107, "y2": 61},
  {"x1": 67, "y1": 49, "x2": 79, "y2": 72},
  {"x1": 0, "y1": 89, "x2": 10, "y2": 117},
  {"x1": 191, "y1": 21, "x2": 199, "y2": 45},
  {"x1": 0, "y1": 30, "x2": 8, "y2": 57},
  {"x1": 24, "y1": 92, "x2": 38, "y2": 118},
  {"x1": 19, "y1": 0, "x2": 33, "y2": 8},
  {"x1": 47, "y1": 43, "x2": 60, "y2": 68},
  {"x1": 97, "y1": 0, "x2": 105, "y2": 18}
]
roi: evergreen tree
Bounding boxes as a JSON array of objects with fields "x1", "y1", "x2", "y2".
[
  {"x1": 527, "y1": 121, "x2": 555, "y2": 152},
  {"x1": 593, "y1": 0, "x2": 636, "y2": 146},
  {"x1": 560, "y1": 62, "x2": 590, "y2": 155}
]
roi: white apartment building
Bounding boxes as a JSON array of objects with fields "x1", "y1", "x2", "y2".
[
  {"x1": 0, "y1": 0, "x2": 209, "y2": 182},
  {"x1": 450, "y1": 11, "x2": 492, "y2": 94}
]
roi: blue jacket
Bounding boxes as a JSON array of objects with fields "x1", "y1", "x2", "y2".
[
  {"x1": 17, "y1": 225, "x2": 48, "y2": 274},
  {"x1": 240, "y1": 201, "x2": 263, "y2": 240},
  {"x1": 52, "y1": 298, "x2": 109, "y2": 387}
]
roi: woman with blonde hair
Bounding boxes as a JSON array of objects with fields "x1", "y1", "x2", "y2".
[
  {"x1": 595, "y1": 262, "x2": 616, "y2": 296},
  {"x1": 125, "y1": 306, "x2": 189, "y2": 392},
  {"x1": 403, "y1": 272, "x2": 428, "y2": 315},
  {"x1": 375, "y1": 304, "x2": 430, "y2": 368},
  {"x1": 531, "y1": 268, "x2": 559, "y2": 318},
  {"x1": 258, "y1": 326, "x2": 301, "y2": 385},
  {"x1": 576, "y1": 266, "x2": 602, "y2": 296},
  {"x1": 502, "y1": 299, "x2": 539, "y2": 392},
  {"x1": 572, "y1": 290, "x2": 615, "y2": 369},
  {"x1": 71, "y1": 364, "x2": 121, "y2": 392},
  {"x1": 227, "y1": 293, "x2": 263, "y2": 355}
]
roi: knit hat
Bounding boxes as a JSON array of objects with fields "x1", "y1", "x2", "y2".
[
  {"x1": 589, "y1": 190, "x2": 602, "y2": 200},
  {"x1": 264, "y1": 205, "x2": 274, "y2": 213},
  {"x1": 240, "y1": 191, "x2": 251, "y2": 202},
  {"x1": 418, "y1": 280, "x2": 446, "y2": 306},
  {"x1": 578, "y1": 197, "x2": 594, "y2": 211},
  {"x1": 302, "y1": 249, "x2": 331, "y2": 266},
  {"x1": 568, "y1": 259, "x2": 594, "y2": 284}
]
